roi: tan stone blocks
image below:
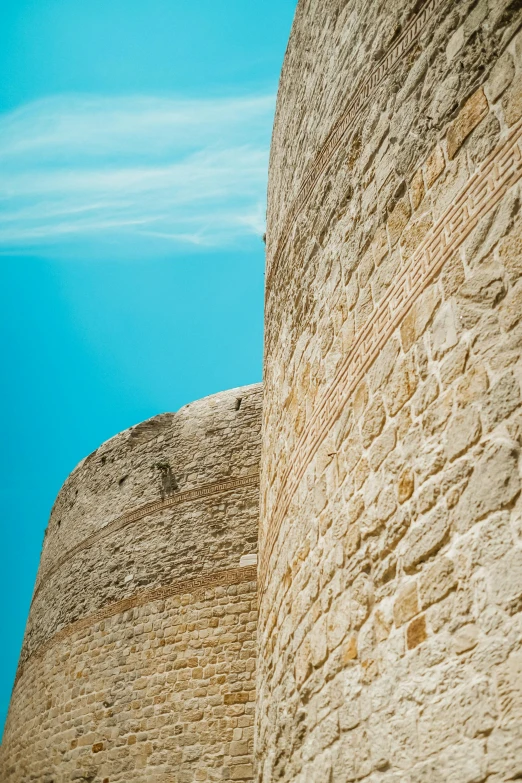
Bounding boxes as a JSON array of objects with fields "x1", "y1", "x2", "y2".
[
  {"x1": 447, "y1": 89, "x2": 489, "y2": 159},
  {"x1": 387, "y1": 196, "x2": 412, "y2": 247},
  {"x1": 424, "y1": 145, "x2": 446, "y2": 189},
  {"x1": 394, "y1": 582, "x2": 419, "y2": 627},
  {"x1": 401, "y1": 285, "x2": 441, "y2": 352},
  {"x1": 360, "y1": 396, "x2": 386, "y2": 447},
  {"x1": 410, "y1": 168, "x2": 425, "y2": 211},
  {"x1": 1, "y1": 575, "x2": 258, "y2": 782},
  {"x1": 401, "y1": 506, "x2": 451, "y2": 572},
  {"x1": 502, "y1": 78, "x2": 522, "y2": 127},
  {"x1": 400, "y1": 211, "x2": 433, "y2": 261},
  {"x1": 406, "y1": 614, "x2": 427, "y2": 649},
  {"x1": 397, "y1": 468, "x2": 415, "y2": 503}
]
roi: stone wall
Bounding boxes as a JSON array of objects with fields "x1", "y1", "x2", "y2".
[
  {"x1": 258, "y1": 1, "x2": 522, "y2": 781},
  {"x1": 1, "y1": 383, "x2": 262, "y2": 782}
]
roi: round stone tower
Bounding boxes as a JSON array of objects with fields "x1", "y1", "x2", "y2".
[
  {"x1": 1, "y1": 383, "x2": 261, "y2": 783},
  {"x1": 258, "y1": 0, "x2": 522, "y2": 780}
]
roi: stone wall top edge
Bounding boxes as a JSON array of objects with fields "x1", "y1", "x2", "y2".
[
  {"x1": 39, "y1": 381, "x2": 263, "y2": 565},
  {"x1": 53, "y1": 381, "x2": 263, "y2": 498}
]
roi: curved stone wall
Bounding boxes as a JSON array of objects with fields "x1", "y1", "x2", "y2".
[
  {"x1": 258, "y1": 1, "x2": 522, "y2": 781},
  {"x1": 1, "y1": 383, "x2": 261, "y2": 782}
]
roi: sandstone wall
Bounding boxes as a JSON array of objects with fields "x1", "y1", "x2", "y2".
[
  {"x1": 1, "y1": 383, "x2": 262, "y2": 783},
  {"x1": 258, "y1": 1, "x2": 522, "y2": 781}
]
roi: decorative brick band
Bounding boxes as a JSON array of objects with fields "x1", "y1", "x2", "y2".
[
  {"x1": 265, "y1": 0, "x2": 444, "y2": 288},
  {"x1": 260, "y1": 116, "x2": 522, "y2": 588},
  {"x1": 17, "y1": 564, "x2": 257, "y2": 689},
  {"x1": 34, "y1": 472, "x2": 259, "y2": 603}
]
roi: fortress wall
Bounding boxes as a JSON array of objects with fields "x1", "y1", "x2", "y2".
[
  {"x1": 1, "y1": 383, "x2": 262, "y2": 783},
  {"x1": 258, "y1": 1, "x2": 522, "y2": 781}
]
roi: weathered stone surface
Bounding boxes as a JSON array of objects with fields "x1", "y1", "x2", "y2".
[
  {"x1": 9, "y1": 0, "x2": 522, "y2": 780},
  {"x1": 406, "y1": 614, "x2": 427, "y2": 649},
  {"x1": 457, "y1": 441, "x2": 520, "y2": 531},
  {"x1": 258, "y1": 5, "x2": 522, "y2": 779},
  {"x1": 401, "y1": 507, "x2": 450, "y2": 572},
  {"x1": 447, "y1": 89, "x2": 489, "y2": 159},
  {"x1": 393, "y1": 582, "x2": 419, "y2": 627},
  {"x1": 445, "y1": 406, "x2": 482, "y2": 461},
  {"x1": 1, "y1": 385, "x2": 262, "y2": 782},
  {"x1": 420, "y1": 557, "x2": 456, "y2": 609},
  {"x1": 424, "y1": 145, "x2": 445, "y2": 188}
]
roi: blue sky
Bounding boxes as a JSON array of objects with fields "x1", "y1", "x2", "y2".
[{"x1": 0, "y1": 0, "x2": 296, "y2": 734}]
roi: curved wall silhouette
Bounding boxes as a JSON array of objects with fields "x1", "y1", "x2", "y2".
[
  {"x1": 1, "y1": 383, "x2": 262, "y2": 783},
  {"x1": 258, "y1": 0, "x2": 522, "y2": 780}
]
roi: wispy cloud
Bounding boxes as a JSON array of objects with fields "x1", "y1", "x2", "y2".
[{"x1": 0, "y1": 94, "x2": 275, "y2": 257}]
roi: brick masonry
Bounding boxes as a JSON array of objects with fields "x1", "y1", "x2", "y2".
[{"x1": 259, "y1": 0, "x2": 522, "y2": 781}]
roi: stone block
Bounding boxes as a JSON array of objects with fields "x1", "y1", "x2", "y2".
[
  {"x1": 453, "y1": 623, "x2": 479, "y2": 654},
  {"x1": 387, "y1": 196, "x2": 412, "y2": 246},
  {"x1": 424, "y1": 145, "x2": 445, "y2": 189},
  {"x1": 484, "y1": 372, "x2": 521, "y2": 430},
  {"x1": 487, "y1": 724, "x2": 522, "y2": 780},
  {"x1": 499, "y1": 280, "x2": 522, "y2": 331},
  {"x1": 360, "y1": 396, "x2": 386, "y2": 447},
  {"x1": 406, "y1": 614, "x2": 427, "y2": 649},
  {"x1": 445, "y1": 406, "x2": 481, "y2": 461},
  {"x1": 394, "y1": 581, "x2": 419, "y2": 626},
  {"x1": 410, "y1": 168, "x2": 425, "y2": 210},
  {"x1": 502, "y1": 78, "x2": 522, "y2": 127},
  {"x1": 499, "y1": 221, "x2": 522, "y2": 283},
  {"x1": 420, "y1": 557, "x2": 456, "y2": 608},
  {"x1": 310, "y1": 616, "x2": 328, "y2": 667},
  {"x1": 485, "y1": 51, "x2": 515, "y2": 103},
  {"x1": 386, "y1": 353, "x2": 418, "y2": 415},
  {"x1": 441, "y1": 342, "x2": 469, "y2": 388},
  {"x1": 447, "y1": 89, "x2": 489, "y2": 160},
  {"x1": 490, "y1": 549, "x2": 522, "y2": 612},
  {"x1": 369, "y1": 425, "x2": 396, "y2": 470},
  {"x1": 230, "y1": 763, "x2": 253, "y2": 779},
  {"x1": 458, "y1": 266, "x2": 505, "y2": 307},
  {"x1": 400, "y1": 211, "x2": 433, "y2": 260},
  {"x1": 401, "y1": 285, "x2": 441, "y2": 352},
  {"x1": 457, "y1": 441, "x2": 520, "y2": 531},
  {"x1": 401, "y1": 506, "x2": 450, "y2": 572},
  {"x1": 439, "y1": 739, "x2": 487, "y2": 783},
  {"x1": 431, "y1": 301, "x2": 459, "y2": 359},
  {"x1": 397, "y1": 467, "x2": 415, "y2": 503}
]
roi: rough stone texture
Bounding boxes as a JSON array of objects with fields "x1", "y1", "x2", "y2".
[
  {"x1": 258, "y1": 1, "x2": 522, "y2": 782},
  {"x1": 0, "y1": 383, "x2": 262, "y2": 782}
]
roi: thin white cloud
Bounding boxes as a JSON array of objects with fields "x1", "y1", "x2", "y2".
[{"x1": 0, "y1": 94, "x2": 274, "y2": 256}]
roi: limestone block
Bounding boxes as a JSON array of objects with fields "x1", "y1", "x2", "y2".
[
  {"x1": 401, "y1": 285, "x2": 441, "y2": 352},
  {"x1": 502, "y1": 77, "x2": 522, "y2": 127},
  {"x1": 431, "y1": 300, "x2": 460, "y2": 359},
  {"x1": 499, "y1": 280, "x2": 522, "y2": 332},
  {"x1": 447, "y1": 89, "x2": 489, "y2": 160},
  {"x1": 456, "y1": 441, "x2": 520, "y2": 531},
  {"x1": 483, "y1": 372, "x2": 521, "y2": 430},
  {"x1": 424, "y1": 146, "x2": 446, "y2": 189},
  {"x1": 397, "y1": 467, "x2": 415, "y2": 503},
  {"x1": 445, "y1": 406, "x2": 482, "y2": 461},
  {"x1": 410, "y1": 169, "x2": 425, "y2": 211},
  {"x1": 406, "y1": 614, "x2": 427, "y2": 649},
  {"x1": 401, "y1": 506, "x2": 450, "y2": 572},
  {"x1": 419, "y1": 557, "x2": 456, "y2": 609},
  {"x1": 360, "y1": 396, "x2": 386, "y2": 447},
  {"x1": 453, "y1": 623, "x2": 479, "y2": 654},
  {"x1": 386, "y1": 354, "x2": 418, "y2": 416},
  {"x1": 387, "y1": 196, "x2": 412, "y2": 247},
  {"x1": 393, "y1": 582, "x2": 419, "y2": 626}
]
